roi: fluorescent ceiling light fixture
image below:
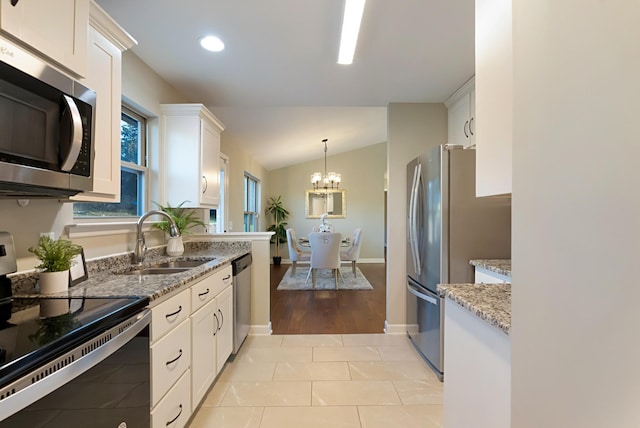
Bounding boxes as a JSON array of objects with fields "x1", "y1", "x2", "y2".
[
  {"x1": 337, "y1": 0, "x2": 366, "y2": 64},
  {"x1": 200, "y1": 36, "x2": 225, "y2": 52}
]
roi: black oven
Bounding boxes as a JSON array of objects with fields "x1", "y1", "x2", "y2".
[
  {"x1": 0, "y1": 296, "x2": 150, "y2": 428},
  {"x1": 0, "y1": 36, "x2": 95, "y2": 198}
]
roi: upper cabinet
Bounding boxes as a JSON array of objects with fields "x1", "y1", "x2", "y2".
[
  {"x1": 160, "y1": 104, "x2": 224, "y2": 208},
  {"x1": 72, "y1": 1, "x2": 136, "y2": 202},
  {"x1": 475, "y1": 0, "x2": 513, "y2": 197},
  {"x1": 0, "y1": 0, "x2": 89, "y2": 77},
  {"x1": 445, "y1": 77, "x2": 475, "y2": 149}
]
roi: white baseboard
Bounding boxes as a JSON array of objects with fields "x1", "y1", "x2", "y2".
[
  {"x1": 249, "y1": 322, "x2": 272, "y2": 335},
  {"x1": 384, "y1": 321, "x2": 412, "y2": 334}
]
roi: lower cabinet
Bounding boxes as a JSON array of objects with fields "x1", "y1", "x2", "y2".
[
  {"x1": 149, "y1": 263, "x2": 234, "y2": 427},
  {"x1": 190, "y1": 266, "x2": 234, "y2": 410},
  {"x1": 474, "y1": 267, "x2": 510, "y2": 284}
]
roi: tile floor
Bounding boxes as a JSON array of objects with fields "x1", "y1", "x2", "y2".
[{"x1": 188, "y1": 334, "x2": 443, "y2": 428}]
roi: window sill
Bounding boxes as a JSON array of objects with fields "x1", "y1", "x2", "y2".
[{"x1": 67, "y1": 220, "x2": 159, "y2": 238}]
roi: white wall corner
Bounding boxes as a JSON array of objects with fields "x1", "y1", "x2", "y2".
[{"x1": 249, "y1": 322, "x2": 272, "y2": 336}]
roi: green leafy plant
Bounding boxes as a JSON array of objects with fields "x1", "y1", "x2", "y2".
[
  {"x1": 28, "y1": 236, "x2": 82, "y2": 272},
  {"x1": 29, "y1": 312, "x2": 80, "y2": 345},
  {"x1": 265, "y1": 195, "x2": 290, "y2": 260},
  {"x1": 152, "y1": 201, "x2": 206, "y2": 235}
]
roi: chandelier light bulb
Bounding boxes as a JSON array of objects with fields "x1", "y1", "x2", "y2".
[{"x1": 310, "y1": 139, "x2": 342, "y2": 192}]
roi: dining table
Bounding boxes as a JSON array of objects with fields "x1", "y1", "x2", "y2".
[{"x1": 298, "y1": 236, "x2": 351, "y2": 248}]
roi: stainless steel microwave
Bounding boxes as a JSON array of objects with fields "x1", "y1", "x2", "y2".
[{"x1": 0, "y1": 37, "x2": 96, "y2": 198}]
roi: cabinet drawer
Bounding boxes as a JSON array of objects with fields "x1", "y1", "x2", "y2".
[
  {"x1": 210, "y1": 265, "x2": 233, "y2": 298},
  {"x1": 151, "y1": 318, "x2": 191, "y2": 406},
  {"x1": 151, "y1": 289, "x2": 190, "y2": 342},
  {"x1": 191, "y1": 273, "x2": 216, "y2": 313},
  {"x1": 151, "y1": 369, "x2": 191, "y2": 428}
]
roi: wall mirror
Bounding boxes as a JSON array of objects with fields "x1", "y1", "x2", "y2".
[{"x1": 305, "y1": 190, "x2": 346, "y2": 218}]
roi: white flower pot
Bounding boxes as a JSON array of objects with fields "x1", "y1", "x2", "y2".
[
  {"x1": 166, "y1": 236, "x2": 185, "y2": 256},
  {"x1": 39, "y1": 270, "x2": 69, "y2": 295},
  {"x1": 40, "y1": 298, "x2": 70, "y2": 317}
]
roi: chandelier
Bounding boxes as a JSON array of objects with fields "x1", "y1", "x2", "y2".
[{"x1": 310, "y1": 139, "x2": 341, "y2": 192}]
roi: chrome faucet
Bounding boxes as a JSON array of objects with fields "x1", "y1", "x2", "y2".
[{"x1": 134, "y1": 210, "x2": 180, "y2": 265}]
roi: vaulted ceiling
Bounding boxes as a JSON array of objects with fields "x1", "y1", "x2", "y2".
[{"x1": 96, "y1": 0, "x2": 474, "y2": 170}]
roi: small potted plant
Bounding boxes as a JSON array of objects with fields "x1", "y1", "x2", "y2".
[
  {"x1": 152, "y1": 201, "x2": 206, "y2": 256},
  {"x1": 265, "y1": 195, "x2": 289, "y2": 265},
  {"x1": 28, "y1": 236, "x2": 82, "y2": 294}
]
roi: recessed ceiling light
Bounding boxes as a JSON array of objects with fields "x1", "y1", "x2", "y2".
[{"x1": 200, "y1": 36, "x2": 225, "y2": 52}]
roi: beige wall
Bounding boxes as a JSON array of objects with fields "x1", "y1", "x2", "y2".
[
  {"x1": 266, "y1": 142, "x2": 387, "y2": 261},
  {"x1": 511, "y1": 1, "x2": 640, "y2": 427},
  {"x1": 385, "y1": 103, "x2": 448, "y2": 332},
  {"x1": 219, "y1": 132, "x2": 269, "y2": 233}
]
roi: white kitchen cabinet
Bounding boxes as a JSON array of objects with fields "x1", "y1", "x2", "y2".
[
  {"x1": 151, "y1": 370, "x2": 191, "y2": 428},
  {"x1": 475, "y1": 0, "x2": 513, "y2": 197},
  {"x1": 474, "y1": 267, "x2": 510, "y2": 284},
  {"x1": 160, "y1": 104, "x2": 225, "y2": 208},
  {"x1": 190, "y1": 298, "x2": 217, "y2": 410},
  {"x1": 189, "y1": 265, "x2": 233, "y2": 410},
  {"x1": 72, "y1": 3, "x2": 136, "y2": 202},
  {"x1": 0, "y1": 0, "x2": 88, "y2": 77},
  {"x1": 445, "y1": 77, "x2": 475, "y2": 148},
  {"x1": 150, "y1": 317, "x2": 191, "y2": 407},
  {"x1": 444, "y1": 298, "x2": 511, "y2": 428},
  {"x1": 215, "y1": 284, "x2": 233, "y2": 374}
]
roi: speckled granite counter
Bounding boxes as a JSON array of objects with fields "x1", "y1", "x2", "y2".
[
  {"x1": 10, "y1": 240, "x2": 251, "y2": 304},
  {"x1": 437, "y1": 283, "x2": 511, "y2": 335},
  {"x1": 469, "y1": 259, "x2": 511, "y2": 277}
]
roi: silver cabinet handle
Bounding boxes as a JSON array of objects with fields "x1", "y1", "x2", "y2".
[
  {"x1": 166, "y1": 404, "x2": 182, "y2": 426},
  {"x1": 165, "y1": 305, "x2": 182, "y2": 319},
  {"x1": 202, "y1": 175, "x2": 208, "y2": 194},
  {"x1": 59, "y1": 95, "x2": 83, "y2": 171},
  {"x1": 165, "y1": 349, "x2": 183, "y2": 366}
]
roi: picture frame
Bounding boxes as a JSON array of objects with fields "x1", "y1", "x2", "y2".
[{"x1": 69, "y1": 249, "x2": 88, "y2": 286}]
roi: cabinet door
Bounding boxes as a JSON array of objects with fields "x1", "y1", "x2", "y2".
[
  {"x1": 215, "y1": 285, "x2": 234, "y2": 374},
  {"x1": 191, "y1": 299, "x2": 217, "y2": 410},
  {"x1": 447, "y1": 92, "x2": 471, "y2": 148},
  {"x1": 151, "y1": 369, "x2": 191, "y2": 428},
  {"x1": 475, "y1": 0, "x2": 513, "y2": 196},
  {"x1": 0, "y1": 0, "x2": 88, "y2": 77},
  {"x1": 200, "y1": 118, "x2": 220, "y2": 206},
  {"x1": 72, "y1": 26, "x2": 121, "y2": 202}
]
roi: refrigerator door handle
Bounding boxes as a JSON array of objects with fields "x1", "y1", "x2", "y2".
[
  {"x1": 411, "y1": 163, "x2": 422, "y2": 275},
  {"x1": 406, "y1": 281, "x2": 438, "y2": 306},
  {"x1": 408, "y1": 164, "x2": 418, "y2": 271}
]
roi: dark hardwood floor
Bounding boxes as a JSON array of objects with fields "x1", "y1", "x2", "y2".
[{"x1": 270, "y1": 263, "x2": 387, "y2": 334}]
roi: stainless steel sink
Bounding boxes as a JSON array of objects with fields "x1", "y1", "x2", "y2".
[
  {"x1": 118, "y1": 259, "x2": 212, "y2": 275},
  {"x1": 121, "y1": 267, "x2": 191, "y2": 275}
]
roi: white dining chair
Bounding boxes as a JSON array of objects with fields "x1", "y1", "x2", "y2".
[
  {"x1": 306, "y1": 232, "x2": 343, "y2": 289},
  {"x1": 340, "y1": 228, "x2": 363, "y2": 277},
  {"x1": 286, "y1": 228, "x2": 310, "y2": 277}
]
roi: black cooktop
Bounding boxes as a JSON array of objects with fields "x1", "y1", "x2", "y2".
[{"x1": 0, "y1": 295, "x2": 148, "y2": 388}]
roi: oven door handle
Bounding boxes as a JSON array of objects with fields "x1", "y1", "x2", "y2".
[{"x1": 0, "y1": 309, "x2": 151, "y2": 420}]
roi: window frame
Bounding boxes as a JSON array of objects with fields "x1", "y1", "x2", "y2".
[{"x1": 243, "y1": 172, "x2": 260, "y2": 232}]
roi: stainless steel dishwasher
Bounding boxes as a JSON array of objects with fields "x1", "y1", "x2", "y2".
[{"x1": 231, "y1": 253, "x2": 251, "y2": 353}]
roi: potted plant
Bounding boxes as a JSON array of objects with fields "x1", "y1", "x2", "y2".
[
  {"x1": 28, "y1": 236, "x2": 82, "y2": 294},
  {"x1": 265, "y1": 195, "x2": 290, "y2": 265},
  {"x1": 152, "y1": 201, "x2": 206, "y2": 256}
]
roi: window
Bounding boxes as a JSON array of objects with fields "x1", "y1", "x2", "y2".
[
  {"x1": 243, "y1": 173, "x2": 260, "y2": 232},
  {"x1": 73, "y1": 106, "x2": 147, "y2": 217}
]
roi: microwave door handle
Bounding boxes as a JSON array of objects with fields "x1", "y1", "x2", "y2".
[{"x1": 59, "y1": 94, "x2": 83, "y2": 172}]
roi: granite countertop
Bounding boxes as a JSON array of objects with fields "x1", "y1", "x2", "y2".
[
  {"x1": 437, "y1": 283, "x2": 511, "y2": 335},
  {"x1": 469, "y1": 259, "x2": 511, "y2": 277},
  {"x1": 11, "y1": 241, "x2": 251, "y2": 304}
]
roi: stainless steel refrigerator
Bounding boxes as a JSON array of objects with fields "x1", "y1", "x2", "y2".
[{"x1": 406, "y1": 144, "x2": 511, "y2": 381}]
